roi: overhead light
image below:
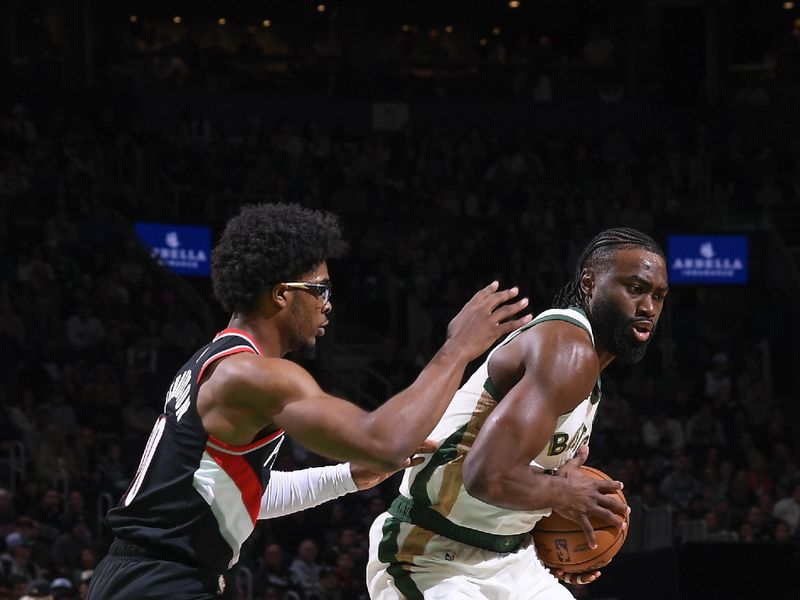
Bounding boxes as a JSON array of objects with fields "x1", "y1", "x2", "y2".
[
  {"x1": 402, "y1": 24, "x2": 411, "y2": 32},
  {"x1": 317, "y1": 4, "x2": 326, "y2": 12},
  {"x1": 217, "y1": 18, "x2": 226, "y2": 26},
  {"x1": 784, "y1": 1, "x2": 794, "y2": 9},
  {"x1": 492, "y1": 27, "x2": 501, "y2": 35},
  {"x1": 262, "y1": 19, "x2": 272, "y2": 28},
  {"x1": 509, "y1": 0, "x2": 521, "y2": 7},
  {"x1": 129, "y1": 15, "x2": 138, "y2": 24},
  {"x1": 172, "y1": 16, "x2": 182, "y2": 24},
  {"x1": 445, "y1": 25, "x2": 454, "y2": 34},
  {"x1": 479, "y1": 38, "x2": 488, "y2": 46}
]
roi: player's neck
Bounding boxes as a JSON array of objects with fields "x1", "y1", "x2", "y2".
[
  {"x1": 597, "y1": 348, "x2": 615, "y2": 372},
  {"x1": 226, "y1": 313, "x2": 285, "y2": 358}
]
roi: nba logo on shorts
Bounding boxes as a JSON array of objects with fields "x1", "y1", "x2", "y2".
[
  {"x1": 555, "y1": 539, "x2": 570, "y2": 562},
  {"x1": 445, "y1": 551, "x2": 456, "y2": 562}
]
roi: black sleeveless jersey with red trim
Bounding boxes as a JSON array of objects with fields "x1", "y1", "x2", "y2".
[{"x1": 107, "y1": 328, "x2": 285, "y2": 571}]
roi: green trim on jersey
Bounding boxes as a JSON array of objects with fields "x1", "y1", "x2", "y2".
[
  {"x1": 377, "y1": 517, "x2": 424, "y2": 600},
  {"x1": 409, "y1": 424, "x2": 468, "y2": 507},
  {"x1": 485, "y1": 308, "x2": 596, "y2": 402},
  {"x1": 388, "y1": 495, "x2": 527, "y2": 553},
  {"x1": 483, "y1": 376, "x2": 500, "y2": 400}
]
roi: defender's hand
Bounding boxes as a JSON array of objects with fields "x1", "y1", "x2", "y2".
[
  {"x1": 446, "y1": 281, "x2": 531, "y2": 361},
  {"x1": 350, "y1": 439, "x2": 437, "y2": 490}
]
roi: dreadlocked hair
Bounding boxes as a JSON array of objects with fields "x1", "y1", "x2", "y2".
[{"x1": 552, "y1": 228, "x2": 664, "y2": 309}]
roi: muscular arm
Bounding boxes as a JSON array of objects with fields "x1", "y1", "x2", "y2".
[
  {"x1": 462, "y1": 322, "x2": 626, "y2": 531},
  {"x1": 204, "y1": 284, "x2": 531, "y2": 472},
  {"x1": 257, "y1": 348, "x2": 473, "y2": 471}
]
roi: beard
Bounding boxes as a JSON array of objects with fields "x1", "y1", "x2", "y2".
[
  {"x1": 293, "y1": 342, "x2": 318, "y2": 360},
  {"x1": 287, "y1": 301, "x2": 319, "y2": 359},
  {"x1": 591, "y1": 296, "x2": 656, "y2": 364}
]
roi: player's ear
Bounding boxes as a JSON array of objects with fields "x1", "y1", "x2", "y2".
[
  {"x1": 271, "y1": 284, "x2": 290, "y2": 308},
  {"x1": 579, "y1": 268, "x2": 595, "y2": 299}
]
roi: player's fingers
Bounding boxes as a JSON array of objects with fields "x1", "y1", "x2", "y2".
[
  {"x1": 578, "y1": 444, "x2": 589, "y2": 462},
  {"x1": 416, "y1": 438, "x2": 438, "y2": 454},
  {"x1": 495, "y1": 314, "x2": 533, "y2": 336},
  {"x1": 491, "y1": 297, "x2": 530, "y2": 322},
  {"x1": 596, "y1": 493, "x2": 628, "y2": 518},
  {"x1": 578, "y1": 516, "x2": 597, "y2": 549},
  {"x1": 590, "y1": 506, "x2": 626, "y2": 529},
  {"x1": 408, "y1": 456, "x2": 426, "y2": 467},
  {"x1": 483, "y1": 286, "x2": 520, "y2": 310},
  {"x1": 596, "y1": 479, "x2": 624, "y2": 493},
  {"x1": 572, "y1": 571, "x2": 601, "y2": 585},
  {"x1": 471, "y1": 281, "x2": 500, "y2": 302}
]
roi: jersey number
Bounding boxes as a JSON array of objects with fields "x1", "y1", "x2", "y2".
[{"x1": 123, "y1": 415, "x2": 167, "y2": 506}]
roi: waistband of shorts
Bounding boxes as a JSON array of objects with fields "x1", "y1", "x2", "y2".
[
  {"x1": 388, "y1": 495, "x2": 528, "y2": 554},
  {"x1": 109, "y1": 538, "x2": 215, "y2": 571}
]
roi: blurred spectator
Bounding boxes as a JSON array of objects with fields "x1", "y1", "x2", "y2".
[
  {"x1": 659, "y1": 454, "x2": 700, "y2": 510},
  {"x1": 0, "y1": 532, "x2": 44, "y2": 581},
  {"x1": 50, "y1": 516, "x2": 92, "y2": 577},
  {"x1": 308, "y1": 567, "x2": 340, "y2": 600},
  {"x1": 34, "y1": 426, "x2": 78, "y2": 485},
  {"x1": 0, "y1": 491, "x2": 16, "y2": 539},
  {"x1": 289, "y1": 539, "x2": 322, "y2": 598},
  {"x1": 254, "y1": 543, "x2": 298, "y2": 597},
  {"x1": 704, "y1": 352, "x2": 732, "y2": 399},
  {"x1": 772, "y1": 482, "x2": 800, "y2": 535},
  {"x1": 121, "y1": 389, "x2": 158, "y2": 441},
  {"x1": 50, "y1": 577, "x2": 75, "y2": 600},
  {"x1": 65, "y1": 306, "x2": 105, "y2": 353},
  {"x1": 685, "y1": 403, "x2": 726, "y2": 453},
  {"x1": 97, "y1": 444, "x2": 130, "y2": 496},
  {"x1": 26, "y1": 490, "x2": 62, "y2": 543},
  {"x1": 641, "y1": 406, "x2": 685, "y2": 452},
  {"x1": 20, "y1": 578, "x2": 50, "y2": 600}
]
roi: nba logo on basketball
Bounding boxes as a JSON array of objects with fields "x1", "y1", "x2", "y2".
[{"x1": 555, "y1": 539, "x2": 570, "y2": 562}]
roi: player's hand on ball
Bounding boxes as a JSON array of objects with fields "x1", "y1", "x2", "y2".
[
  {"x1": 552, "y1": 447, "x2": 628, "y2": 548},
  {"x1": 552, "y1": 569, "x2": 601, "y2": 585},
  {"x1": 350, "y1": 439, "x2": 437, "y2": 490}
]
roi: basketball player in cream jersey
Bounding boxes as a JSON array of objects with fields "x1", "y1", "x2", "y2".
[{"x1": 367, "y1": 228, "x2": 669, "y2": 600}]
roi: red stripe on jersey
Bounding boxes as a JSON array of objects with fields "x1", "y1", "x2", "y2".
[
  {"x1": 205, "y1": 445, "x2": 263, "y2": 524},
  {"x1": 214, "y1": 328, "x2": 265, "y2": 355},
  {"x1": 196, "y1": 346, "x2": 256, "y2": 385},
  {"x1": 207, "y1": 429, "x2": 285, "y2": 454}
]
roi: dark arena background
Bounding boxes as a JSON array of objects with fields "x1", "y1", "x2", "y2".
[{"x1": 2, "y1": 0, "x2": 800, "y2": 598}]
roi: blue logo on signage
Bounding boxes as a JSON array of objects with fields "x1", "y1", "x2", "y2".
[
  {"x1": 668, "y1": 235, "x2": 748, "y2": 284},
  {"x1": 135, "y1": 222, "x2": 211, "y2": 276}
]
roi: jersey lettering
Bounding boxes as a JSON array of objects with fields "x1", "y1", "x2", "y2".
[
  {"x1": 548, "y1": 433, "x2": 569, "y2": 456},
  {"x1": 124, "y1": 415, "x2": 167, "y2": 506},
  {"x1": 566, "y1": 424, "x2": 588, "y2": 455},
  {"x1": 166, "y1": 369, "x2": 192, "y2": 421}
]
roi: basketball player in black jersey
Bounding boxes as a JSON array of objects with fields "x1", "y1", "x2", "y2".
[{"x1": 87, "y1": 203, "x2": 531, "y2": 599}]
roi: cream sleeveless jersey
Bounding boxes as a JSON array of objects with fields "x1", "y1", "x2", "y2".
[{"x1": 396, "y1": 308, "x2": 601, "y2": 537}]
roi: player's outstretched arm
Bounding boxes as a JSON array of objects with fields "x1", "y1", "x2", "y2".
[
  {"x1": 233, "y1": 283, "x2": 530, "y2": 471},
  {"x1": 257, "y1": 441, "x2": 436, "y2": 520},
  {"x1": 462, "y1": 321, "x2": 627, "y2": 548}
]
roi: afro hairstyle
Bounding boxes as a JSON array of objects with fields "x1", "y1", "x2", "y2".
[{"x1": 211, "y1": 203, "x2": 347, "y2": 314}]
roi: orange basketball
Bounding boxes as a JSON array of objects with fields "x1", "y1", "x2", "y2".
[{"x1": 532, "y1": 466, "x2": 628, "y2": 574}]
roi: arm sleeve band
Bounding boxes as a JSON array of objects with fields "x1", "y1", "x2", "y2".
[{"x1": 258, "y1": 463, "x2": 359, "y2": 520}]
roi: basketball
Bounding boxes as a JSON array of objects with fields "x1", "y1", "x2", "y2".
[{"x1": 532, "y1": 466, "x2": 628, "y2": 574}]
